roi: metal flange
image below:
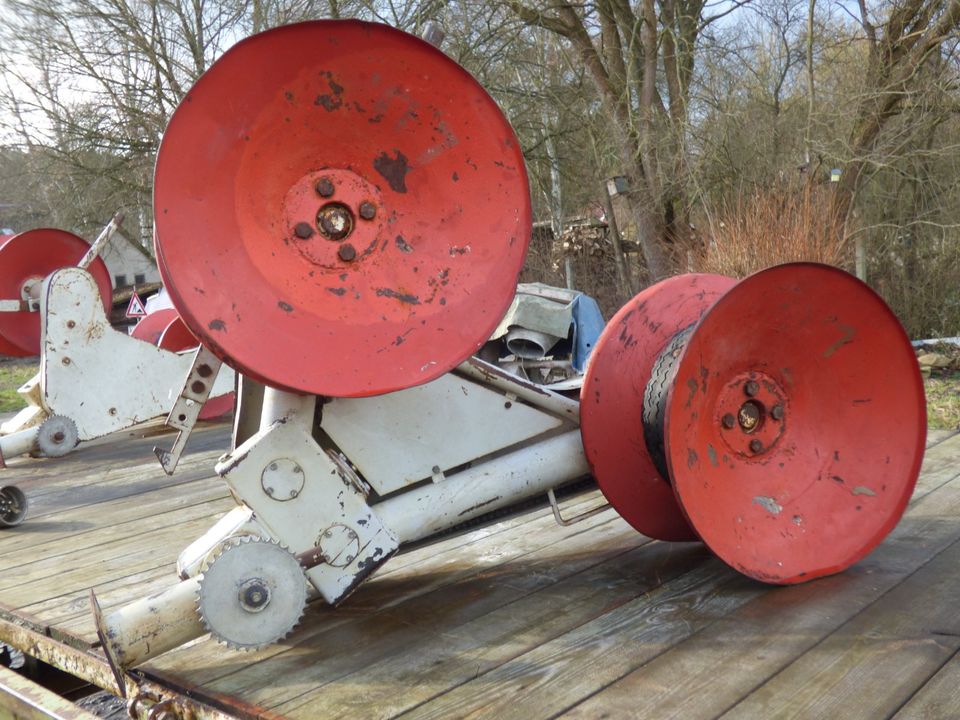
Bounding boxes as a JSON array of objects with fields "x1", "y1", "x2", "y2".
[
  {"x1": 579, "y1": 273, "x2": 735, "y2": 541},
  {"x1": 663, "y1": 263, "x2": 926, "y2": 584},
  {"x1": 154, "y1": 20, "x2": 531, "y2": 398}
]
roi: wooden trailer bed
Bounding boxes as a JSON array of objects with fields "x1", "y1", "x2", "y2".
[{"x1": 0, "y1": 421, "x2": 958, "y2": 719}]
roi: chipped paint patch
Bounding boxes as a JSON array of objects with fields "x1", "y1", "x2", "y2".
[
  {"x1": 852, "y1": 485, "x2": 877, "y2": 496},
  {"x1": 823, "y1": 323, "x2": 856, "y2": 358},
  {"x1": 753, "y1": 496, "x2": 783, "y2": 515},
  {"x1": 707, "y1": 444, "x2": 719, "y2": 467}
]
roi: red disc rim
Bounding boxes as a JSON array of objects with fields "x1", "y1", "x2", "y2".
[
  {"x1": 154, "y1": 20, "x2": 531, "y2": 397},
  {"x1": 131, "y1": 309, "x2": 179, "y2": 347},
  {"x1": 665, "y1": 263, "x2": 926, "y2": 584},
  {"x1": 0, "y1": 229, "x2": 113, "y2": 355},
  {"x1": 158, "y1": 315, "x2": 199, "y2": 352},
  {"x1": 580, "y1": 273, "x2": 736, "y2": 541}
]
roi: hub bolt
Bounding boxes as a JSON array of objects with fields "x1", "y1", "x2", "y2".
[
  {"x1": 771, "y1": 404, "x2": 784, "y2": 421},
  {"x1": 293, "y1": 222, "x2": 314, "y2": 239},
  {"x1": 721, "y1": 413, "x2": 736, "y2": 429},
  {"x1": 315, "y1": 177, "x2": 335, "y2": 197},
  {"x1": 749, "y1": 439, "x2": 764, "y2": 454},
  {"x1": 338, "y1": 243, "x2": 357, "y2": 262},
  {"x1": 358, "y1": 201, "x2": 377, "y2": 220},
  {"x1": 744, "y1": 380, "x2": 760, "y2": 397}
]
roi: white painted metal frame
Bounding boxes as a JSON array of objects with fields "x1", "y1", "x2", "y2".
[
  {"x1": 0, "y1": 268, "x2": 234, "y2": 462},
  {"x1": 96, "y1": 357, "x2": 592, "y2": 670}
]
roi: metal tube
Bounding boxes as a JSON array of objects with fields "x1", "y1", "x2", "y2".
[
  {"x1": 95, "y1": 577, "x2": 204, "y2": 669},
  {"x1": 0, "y1": 428, "x2": 39, "y2": 464},
  {"x1": 260, "y1": 388, "x2": 315, "y2": 431},
  {"x1": 456, "y1": 358, "x2": 580, "y2": 422},
  {"x1": 376, "y1": 430, "x2": 589, "y2": 544}
]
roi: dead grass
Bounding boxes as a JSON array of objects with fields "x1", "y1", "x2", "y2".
[
  {"x1": 925, "y1": 373, "x2": 960, "y2": 430},
  {"x1": 0, "y1": 360, "x2": 37, "y2": 413},
  {"x1": 695, "y1": 183, "x2": 847, "y2": 277}
]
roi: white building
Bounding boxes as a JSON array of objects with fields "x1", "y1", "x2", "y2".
[{"x1": 98, "y1": 231, "x2": 161, "y2": 288}]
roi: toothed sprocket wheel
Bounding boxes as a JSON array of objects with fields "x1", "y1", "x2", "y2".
[
  {"x1": 36, "y1": 415, "x2": 79, "y2": 458},
  {"x1": 197, "y1": 537, "x2": 307, "y2": 650}
]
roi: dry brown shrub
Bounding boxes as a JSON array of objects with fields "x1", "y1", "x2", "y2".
[{"x1": 694, "y1": 183, "x2": 849, "y2": 278}]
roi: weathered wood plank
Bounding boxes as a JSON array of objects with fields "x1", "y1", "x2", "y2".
[
  {"x1": 148, "y1": 496, "x2": 620, "y2": 683},
  {"x1": 273, "y1": 540, "x2": 714, "y2": 719},
  {"x1": 893, "y1": 652, "x2": 960, "y2": 719},
  {"x1": 716, "y1": 536, "x2": 960, "y2": 719},
  {"x1": 558, "y1": 476, "x2": 960, "y2": 720}
]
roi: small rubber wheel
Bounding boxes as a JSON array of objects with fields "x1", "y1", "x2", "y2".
[{"x1": 0, "y1": 486, "x2": 28, "y2": 527}]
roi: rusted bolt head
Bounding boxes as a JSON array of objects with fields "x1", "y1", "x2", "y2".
[
  {"x1": 749, "y1": 439, "x2": 764, "y2": 454},
  {"x1": 721, "y1": 413, "x2": 736, "y2": 429},
  {"x1": 358, "y1": 201, "x2": 377, "y2": 220},
  {"x1": 66, "y1": 320, "x2": 76, "y2": 329},
  {"x1": 315, "y1": 177, "x2": 335, "y2": 197},
  {"x1": 744, "y1": 380, "x2": 760, "y2": 397},
  {"x1": 61, "y1": 357, "x2": 71, "y2": 366},
  {"x1": 293, "y1": 222, "x2": 315, "y2": 239},
  {"x1": 338, "y1": 243, "x2": 357, "y2": 262},
  {"x1": 52, "y1": 431, "x2": 65, "y2": 443},
  {"x1": 771, "y1": 404, "x2": 785, "y2": 421},
  {"x1": 191, "y1": 380, "x2": 206, "y2": 394},
  {"x1": 197, "y1": 363, "x2": 213, "y2": 378}
]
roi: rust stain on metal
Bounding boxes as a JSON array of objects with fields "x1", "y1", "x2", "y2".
[
  {"x1": 314, "y1": 71, "x2": 344, "y2": 111},
  {"x1": 373, "y1": 150, "x2": 410, "y2": 192},
  {"x1": 327, "y1": 287, "x2": 347, "y2": 296},
  {"x1": 395, "y1": 235, "x2": 414, "y2": 253},
  {"x1": 687, "y1": 448, "x2": 698, "y2": 469},
  {"x1": 208, "y1": 319, "x2": 226, "y2": 332},
  {"x1": 278, "y1": 301, "x2": 294, "y2": 312}
]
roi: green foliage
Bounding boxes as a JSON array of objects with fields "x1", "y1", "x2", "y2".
[{"x1": 0, "y1": 361, "x2": 37, "y2": 413}]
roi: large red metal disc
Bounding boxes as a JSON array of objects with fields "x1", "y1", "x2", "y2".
[
  {"x1": 580, "y1": 274, "x2": 736, "y2": 541},
  {"x1": 131, "y1": 309, "x2": 178, "y2": 347},
  {"x1": 0, "y1": 229, "x2": 113, "y2": 355},
  {"x1": 154, "y1": 20, "x2": 531, "y2": 397},
  {"x1": 665, "y1": 263, "x2": 926, "y2": 584}
]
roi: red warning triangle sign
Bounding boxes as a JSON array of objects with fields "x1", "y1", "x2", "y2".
[{"x1": 125, "y1": 292, "x2": 147, "y2": 318}]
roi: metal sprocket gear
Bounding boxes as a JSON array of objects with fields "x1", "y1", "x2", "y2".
[
  {"x1": 36, "y1": 415, "x2": 79, "y2": 458},
  {"x1": 197, "y1": 537, "x2": 307, "y2": 650}
]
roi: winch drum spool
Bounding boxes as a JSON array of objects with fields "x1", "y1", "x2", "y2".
[
  {"x1": 153, "y1": 20, "x2": 532, "y2": 398},
  {"x1": 0, "y1": 229, "x2": 113, "y2": 356},
  {"x1": 581, "y1": 263, "x2": 925, "y2": 584}
]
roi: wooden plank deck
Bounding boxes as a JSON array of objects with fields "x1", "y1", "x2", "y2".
[{"x1": 0, "y1": 423, "x2": 958, "y2": 719}]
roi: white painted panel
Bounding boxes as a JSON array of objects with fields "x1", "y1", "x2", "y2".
[{"x1": 322, "y1": 373, "x2": 565, "y2": 495}]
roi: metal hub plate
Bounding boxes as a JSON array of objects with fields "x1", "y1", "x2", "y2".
[
  {"x1": 665, "y1": 263, "x2": 926, "y2": 584},
  {"x1": 154, "y1": 20, "x2": 531, "y2": 397},
  {"x1": 579, "y1": 273, "x2": 735, "y2": 541}
]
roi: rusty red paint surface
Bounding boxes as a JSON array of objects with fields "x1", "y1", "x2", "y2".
[
  {"x1": 580, "y1": 274, "x2": 735, "y2": 541},
  {"x1": 154, "y1": 20, "x2": 531, "y2": 397},
  {"x1": 0, "y1": 229, "x2": 113, "y2": 356},
  {"x1": 665, "y1": 263, "x2": 926, "y2": 584}
]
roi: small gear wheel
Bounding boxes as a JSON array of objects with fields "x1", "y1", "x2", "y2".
[
  {"x1": 0, "y1": 486, "x2": 28, "y2": 527},
  {"x1": 36, "y1": 415, "x2": 79, "y2": 458},
  {"x1": 197, "y1": 537, "x2": 307, "y2": 650}
]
